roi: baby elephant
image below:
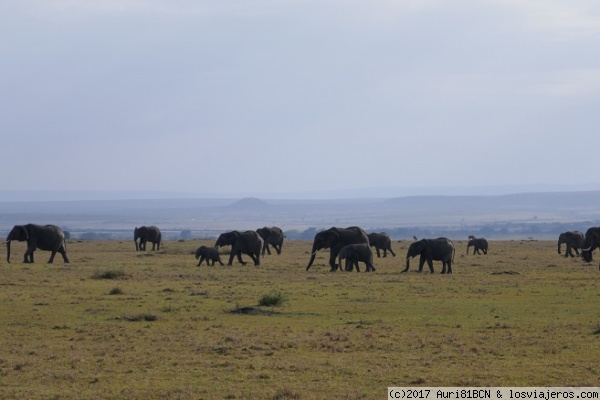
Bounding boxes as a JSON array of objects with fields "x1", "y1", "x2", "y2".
[
  {"x1": 338, "y1": 243, "x2": 376, "y2": 272},
  {"x1": 194, "y1": 246, "x2": 224, "y2": 266}
]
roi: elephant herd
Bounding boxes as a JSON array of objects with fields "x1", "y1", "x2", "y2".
[{"x1": 5, "y1": 223, "x2": 600, "y2": 272}]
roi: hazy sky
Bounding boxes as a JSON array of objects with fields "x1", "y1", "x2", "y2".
[{"x1": 2, "y1": 1, "x2": 600, "y2": 199}]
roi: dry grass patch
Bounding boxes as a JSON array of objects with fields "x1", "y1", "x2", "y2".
[{"x1": 1, "y1": 239, "x2": 599, "y2": 398}]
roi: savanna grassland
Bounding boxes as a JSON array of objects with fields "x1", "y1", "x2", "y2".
[{"x1": 1, "y1": 239, "x2": 599, "y2": 399}]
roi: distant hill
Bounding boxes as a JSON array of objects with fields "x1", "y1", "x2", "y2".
[
  {"x1": 226, "y1": 197, "x2": 270, "y2": 210},
  {"x1": 1, "y1": 191, "x2": 600, "y2": 240}
]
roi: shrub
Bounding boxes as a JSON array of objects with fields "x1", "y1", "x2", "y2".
[
  {"x1": 92, "y1": 270, "x2": 128, "y2": 280},
  {"x1": 258, "y1": 292, "x2": 287, "y2": 307},
  {"x1": 108, "y1": 287, "x2": 123, "y2": 295},
  {"x1": 122, "y1": 313, "x2": 157, "y2": 322}
]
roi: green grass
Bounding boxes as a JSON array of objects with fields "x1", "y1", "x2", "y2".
[
  {"x1": 0, "y1": 239, "x2": 599, "y2": 399},
  {"x1": 258, "y1": 291, "x2": 287, "y2": 307}
]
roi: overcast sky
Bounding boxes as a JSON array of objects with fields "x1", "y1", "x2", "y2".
[{"x1": 2, "y1": 1, "x2": 600, "y2": 199}]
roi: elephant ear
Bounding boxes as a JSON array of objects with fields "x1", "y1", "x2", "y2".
[
  {"x1": 324, "y1": 229, "x2": 340, "y2": 246},
  {"x1": 15, "y1": 226, "x2": 29, "y2": 241}
]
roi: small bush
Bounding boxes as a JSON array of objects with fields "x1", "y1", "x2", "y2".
[
  {"x1": 273, "y1": 387, "x2": 302, "y2": 400},
  {"x1": 92, "y1": 270, "x2": 128, "y2": 280},
  {"x1": 108, "y1": 287, "x2": 123, "y2": 295},
  {"x1": 122, "y1": 313, "x2": 157, "y2": 322},
  {"x1": 258, "y1": 292, "x2": 287, "y2": 307}
]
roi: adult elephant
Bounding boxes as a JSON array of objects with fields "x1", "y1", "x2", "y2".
[
  {"x1": 338, "y1": 243, "x2": 375, "y2": 272},
  {"x1": 581, "y1": 227, "x2": 600, "y2": 268},
  {"x1": 306, "y1": 226, "x2": 369, "y2": 272},
  {"x1": 467, "y1": 236, "x2": 488, "y2": 255},
  {"x1": 215, "y1": 230, "x2": 263, "y2": 266},
  {"x1": 402, "y1": 237, "x2": 455, "y2": 274},
  {"x1": 557, "y1": 231, "x2": 584, "y2": 258},
  {"x1": 367, "y1": 232, "x2": 396, "y2": 258},
  {"x1": 6, "y1": 224, "x2": 69, "y2": 264},
  {"x1": 256, "y1": 226, "x2": 285, "y2": 255},
  {"x1": 134, "y1": 226, "x2": 162, "y2": 251}
]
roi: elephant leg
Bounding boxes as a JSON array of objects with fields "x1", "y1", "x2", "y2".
[
  {"x1": 389, "y1": 248, "x2": 396, "y2": 257},
  {"x1": 197, "y1": 256, "x2": 203, "y2": 266},
  {"x1": 48, "y1": 251, "x2": 57, "y2": 264},
  {"x1": 343, "y1": 258, "x2": 351, "y2": 271},
  {"x1": 252, "y1": 253, "x2": 260, "y2": 266},
  {"x1": 446, "y1": 260, "x2": 453, "y2": 274},
  {"x1": 328, "y1": 253, "x2": 338, "y2": 272},
  {"x1": 236, "y1": 252, "x2": 247, "y2": 266},
  {"x1": 59, "y1": 248, "x2": 69, "y2": 263},
  {"x1": 275, "y1": 244, "x2": 282, "y2": 255},
  {"x1": 226, "y1": 252, "x2": 235, "y2": 266},
  {"x1": 24, "y1": 247, "x2": 35, "y2": 263},
  {"x1": 418, "y1": 255, "x2": 426, "y2": 273},
  {"x1": 265, "y1": 244, "x2": 272, "y2": 256},
  {"x1": 375, "y1": 247, "x2": 381, "y2": 258},
  {"x1": 366, "y1": 262, "x2": 375, "y2": 272},
  {"x1": 426, "y1": 258, "x2": 434, "y2": 273}
]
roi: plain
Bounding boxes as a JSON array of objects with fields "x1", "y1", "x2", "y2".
[{"x1": 0, "y1": 239, "x2": 599, "y2": 399}]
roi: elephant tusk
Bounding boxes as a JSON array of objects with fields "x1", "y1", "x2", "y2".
[
  {"x1": 581, "y1": 246, "x2": 592, "y2": 251},
  {"x1": 311, "y1": 251, "x2": 317, "y2": 256}
]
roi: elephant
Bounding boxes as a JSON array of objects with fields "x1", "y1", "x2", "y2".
[
  {"x1": 557, "y1": 231, "x2": 584, "y2": 258},
  {"x1": 306, "y1": 226, "x2": 370, "y2": 272},
  {"x1": 581, "y1": 227, "x2": 600, "y2": 268},
  {"x1": 466, "y1": 236, "x2": 488, "y2": 255},
  {"x1": 338, "y1": 243, "x2": 375, "y2": 272},
  {"x1": 367, "y1": 232, "x2": 396, "y2": 258},
  {"x1": 215, "y1": 230, "x2": 263, "y2": 266},
  {"x1": 134, "y1": 226, "x2": 162, "y2": 251},
  {"x1": 194, "y1": 245, "x2": 224, "y2": 266},
  {"x1": 402, "y1": 237, "x2": 455, "y2": 274},
  {"x1": 6, "y1": 224, "x2": 69, "y2": 264},
  {"x1": 256, "y1": 226, "x2": 285, "y2": 255}
]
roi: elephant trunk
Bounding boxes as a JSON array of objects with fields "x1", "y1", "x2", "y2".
[
  {"x1": 401, "y1": 257, "x2": 410, "y2": 273},
  {"x1": 6, "y1": 240, "x2": 11, "y2": 263},
  {"x1": 306, "y1": 251, "x2": 317, "y2": 271}
]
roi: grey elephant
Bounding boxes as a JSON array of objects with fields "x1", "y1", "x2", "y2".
[
  {"x1": 367, "y1": 232, "x2": 396, "y2": 258},
  {"x1": 306, "y1": 226, "x2": 370, "y2": 272},
  {"x1": 467, "y1": 235, "x2": 488, "y2": 255},
  {"x1": 256, "y1": 226, "x2": 285, "y2": 255},
  {"x1": 6, "y1": 224, "x2": 69, "y2": 264},
  {"x1": 557, "y1": 231, "x2": 584, "y2": 258},
  {"x1": 402, "y1": 237, "x2": 455, "y2": 274},
  {"x1": 338, "y1": 243, "x2": 375, "y2": 272},
  {"x1": 194, "y1": 245, "x2": 224, "y2": 266},
  {"x1": 134, "y1": 226, "x2": 162, "y2": 251},
  {"x1": 215, "y1": 230, "x2": 263, "y2": 266},
  {"x1": 581, "y1": 227, "x2": 600, "y2": 268}
]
